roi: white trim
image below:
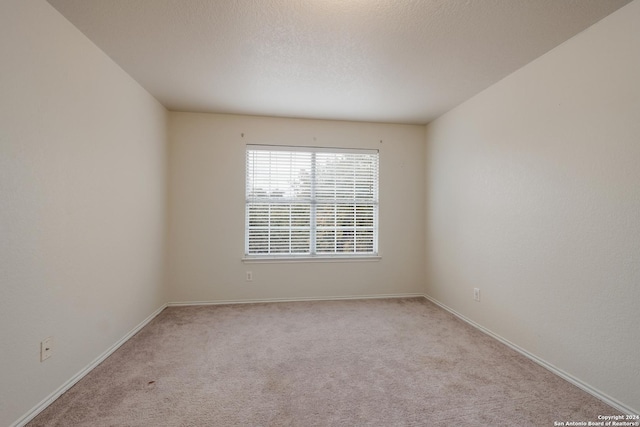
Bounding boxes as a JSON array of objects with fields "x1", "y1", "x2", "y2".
[
  {"x1": 167, "y1": 293, "x2": 423, "y2": 307},
  {"x1": 422, "y1": 294, "x2": 638, "y2": 416},
  {"x1": 11, "y1": 304, "x2": 167, "y2": 427},
  {"x1": 242, "y1": 255, "x2": 381, "y2": 263}
]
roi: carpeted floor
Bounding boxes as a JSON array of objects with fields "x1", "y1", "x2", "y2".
[{"x1": 28, "y1": 298, "x2": 620, "y2": 426}]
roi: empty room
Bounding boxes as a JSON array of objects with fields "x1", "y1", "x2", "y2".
[{"x1": 1, "y1": 0, "x2": 639, "y2": 426}]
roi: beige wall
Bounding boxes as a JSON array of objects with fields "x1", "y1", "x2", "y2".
[
  {"x1": 425, "y1": 0, "x2": 640, "y2": 413},
  {"x1": 0, "y1": 1, "x2": 168, "y2": 426},
  {"x1": 168, "y1": 112, "x2": 425, "y2": 303}
]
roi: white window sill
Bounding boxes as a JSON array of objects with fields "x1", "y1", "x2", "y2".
[{"x1": 242, "y1": 255, "x2": 381, "y2": 264}]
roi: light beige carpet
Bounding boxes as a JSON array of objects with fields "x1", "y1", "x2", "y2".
[{"x1": 28, "y1": 298, "x2": 619, "y2": 426}]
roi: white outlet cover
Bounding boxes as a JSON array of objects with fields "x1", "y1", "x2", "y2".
[{"x1": 41, "y1": 337, "x2": 53, "y2": 361}]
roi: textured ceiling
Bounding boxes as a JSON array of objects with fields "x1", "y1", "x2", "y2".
[{"x1": 47, "y1": 0, "x2": 631, "y2": 124}]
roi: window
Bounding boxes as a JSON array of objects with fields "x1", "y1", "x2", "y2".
[{"x1": 245, "y1": 145, "x2": 379, "y2": 258}]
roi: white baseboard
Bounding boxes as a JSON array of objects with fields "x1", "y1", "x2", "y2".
[
  {"x1": 167, "y1": 292, "x2": 425, "y2": 307},
  {"x1": 422, "y1": 294, "x2": 637, "y2": 416},
  {"x1": 12, "y1": 304, "x2": 167, "y2": 427}
]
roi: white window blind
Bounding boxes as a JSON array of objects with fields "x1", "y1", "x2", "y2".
[{"x1": 245, "y1": 145, "x2": 379, "y2": 258}]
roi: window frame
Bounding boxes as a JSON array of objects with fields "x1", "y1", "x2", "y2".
[{"x1": 244, "y1": 144, "x2": 380, "y2": 261}]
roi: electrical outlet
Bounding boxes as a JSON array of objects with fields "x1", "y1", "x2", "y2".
[
  {"x1": 41, "y1": 337, "x2": 53, "y2": 361},
  {"x1": 246, "y1": 271, "x2": 253, "y2": 281},
  {"x1": 473, "y1": 288, "x2": 480, "y2": 302}
]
